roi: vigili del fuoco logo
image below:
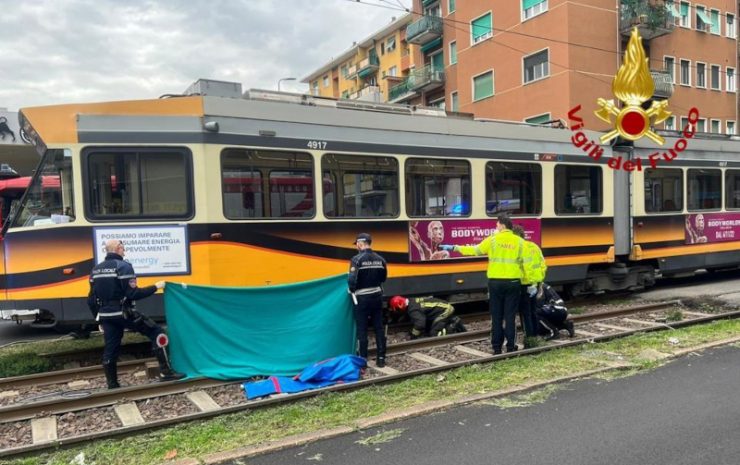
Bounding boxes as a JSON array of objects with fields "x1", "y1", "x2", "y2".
[{"x1": 567, "y1": 27, "x2": 700, "y2": 172}]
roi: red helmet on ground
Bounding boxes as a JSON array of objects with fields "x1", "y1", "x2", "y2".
[{"x1": 389, "y1": 295, "x2": 408, "y2": 312}]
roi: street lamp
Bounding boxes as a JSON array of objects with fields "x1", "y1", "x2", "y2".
[{"x1": 277, "y1": 77, "x2": 297, "y2": 92}]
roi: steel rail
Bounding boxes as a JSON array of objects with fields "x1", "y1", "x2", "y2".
[{"x1": 1, "y1": 305, "x2": 739, "y2": 458}]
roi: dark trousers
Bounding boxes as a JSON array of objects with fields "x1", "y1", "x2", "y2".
[
  {"x1": 101, "y1": 315, "x2": 163, "y2": 364},
  {"x1": 518, "y1": 286, "x2": 537, "y2": 338},
  {"x1": 488, "y1": 279, "x2": 521, "y2": 352},
  {"x1": 353, "y1": 293, "x2": 386, "y2": 360}
]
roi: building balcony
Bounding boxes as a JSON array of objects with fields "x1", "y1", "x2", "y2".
[
  {"x1": 406, "y1": 15, "x2": 444, "y2": 45},
  {"x1": 349, "y1": 85, "x2": 382, "y2": 102},
  {"x1": 619, "y1": 0, "x2": 675, "y2": 40},
  {"x1": 346, "y1": 64, "x2": 358, "y2": 79},
  {"x1": 388, "y1": 79, "x2": 417, "y2": 103},
  {"x1": 650, "y1": 69, "x2": 673, "y2": 99},
  {"x1": 356, "y1": 55, "x2": 380, "y2": 79},
  {"x1": 407, "y1": 64, "x2": 445, "y2": 93}
]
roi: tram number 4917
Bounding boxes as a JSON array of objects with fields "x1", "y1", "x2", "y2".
[{"x1": 307, "y1": 140, "x2": 327, "y2": 150}]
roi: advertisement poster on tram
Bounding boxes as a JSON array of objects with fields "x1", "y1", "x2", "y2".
[
  {"x1": 685, "y1": 213, "x2": 740, "y2": 245},
  {"x1": 93, "y1": 225, "x2": 191, "y2": 275},
  {"x1": 408, "y1": 219, "x2": 541, "y2": 262}
]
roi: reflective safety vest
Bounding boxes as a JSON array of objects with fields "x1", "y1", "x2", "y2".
[
  {"x1": 457, "y1": 229, "x2": 524, "y2": 279},
  {"x1": 521, "y1": 240, "x2": 547, "y2": 285}
]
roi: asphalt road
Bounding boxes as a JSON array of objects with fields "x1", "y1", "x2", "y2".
[{"x1": 238, "y1": 345, "x2": 740, "y2": 465}]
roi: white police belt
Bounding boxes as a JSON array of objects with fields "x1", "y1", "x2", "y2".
[{"x1": 354, "y1": 286, "x2": 382, "y2": 296}]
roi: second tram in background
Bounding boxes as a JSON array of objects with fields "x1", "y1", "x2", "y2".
[{"x1": 2, "y1": 79, "x2": 739, "y2": 328}]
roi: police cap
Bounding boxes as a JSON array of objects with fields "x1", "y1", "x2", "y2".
[{"x1": 353, "y1": 232, "x2": 372, "y2": 245}]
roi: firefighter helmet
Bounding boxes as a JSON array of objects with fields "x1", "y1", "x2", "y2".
[{"x1": 389, "y1": 295, "x2": 408, "y2": 312}]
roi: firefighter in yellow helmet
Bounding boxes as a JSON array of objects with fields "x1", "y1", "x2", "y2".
[{"x1": 388, "y1": 295, "x2": 466, "y2": 339}]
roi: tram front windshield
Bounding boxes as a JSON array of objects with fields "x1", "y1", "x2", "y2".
[{"x1": 10, "y1": 149, "x2": 75, "y2": 229}]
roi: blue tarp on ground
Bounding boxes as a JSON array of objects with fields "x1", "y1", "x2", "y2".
[{"x1": 164, "y1": 274, "x2": 356, "y2": 380}]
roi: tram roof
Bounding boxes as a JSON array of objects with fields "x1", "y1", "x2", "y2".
[{"x1": 19, "y1": 89, "x2": 602, "y2": 157}]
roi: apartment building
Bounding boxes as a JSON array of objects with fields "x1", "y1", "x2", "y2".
[
  {"x1": 395, "y1": 0, "x2": 736, "y2": 132},
  {"x1": 302, "y1": 15, "x2": 415, "y2": 103}
]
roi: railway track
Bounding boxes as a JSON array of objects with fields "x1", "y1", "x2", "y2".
[{"x1": 1, "y1": 299, "x2": 738, "y2": 457}]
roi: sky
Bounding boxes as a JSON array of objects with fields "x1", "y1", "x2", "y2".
[{"x1": 0, "y1": 0, "x2": 411, "y2": 111}]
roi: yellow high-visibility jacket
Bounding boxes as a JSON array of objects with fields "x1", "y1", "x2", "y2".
[
  {"x1": 456, "y1": 229, "x2": 524, "y2": 279},
  {"x1": 521, "y1": 240, "x2": 546, "y2": 285}
]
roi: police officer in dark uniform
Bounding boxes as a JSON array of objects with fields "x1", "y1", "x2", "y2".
[
  {"x1": 348, "y1": 233, "x2": 388, "y2": 367},
  {"x1": 88, "y1": 239, "x2": 185, "y2": 389}
]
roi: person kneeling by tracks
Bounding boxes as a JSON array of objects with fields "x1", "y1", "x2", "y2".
[
  {"x1": 534, "y1": 283, "x2": 575, "y2": 340},
  {"x1": 388, "y1": 295, "x2": 467, "y2": 339},
  {"x1": 88, "y1": 239, "x2": 185, "y2": 389}
]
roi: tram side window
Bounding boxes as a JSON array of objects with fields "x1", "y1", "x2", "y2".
[
  {"x1": 11, "y1": 149, "x2": 76, "y2": 228},
  {"x1": 687, "y1": 169, "x2": 721, "y2": 211},
  {"x1": 725, "y1": 170, "x2": 740, "y2": 209},
  {"x1": 86, "y1": 148, "x2": 192, "y2": 219},
  {"x1": 645, "y1": 168, "x2": 683, "y2": 212},
  {"x1": 485, "y1": 162, "x2": 542, "y2": 215},
  {"x1": 405, "y1": 158, "x2": 471, "y2": 216},
  {"x1": 322, "y1": 154, "x2": 399, "y2": 218},
  {"x1": 554, "y1": 165, "x2": 602, "y2": 214},
  {"x1": 221, "y1": 149, "x2": 314, "y2": 219}
]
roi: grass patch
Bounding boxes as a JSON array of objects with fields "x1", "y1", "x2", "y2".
[
  {"x1": 2, "y1": 318, "x2": 740, "y2": 465},
  {"x1": 0, "y1": 333, "x2": 150, "y2": 378},
  {"x1": 665, "y1": 310, "x2": 683, "y2": 322},
  {"x1": 482, "y1": 384, "x2": 562, "y2": 408}
]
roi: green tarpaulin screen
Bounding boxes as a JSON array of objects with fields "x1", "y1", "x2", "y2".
[{"x1": 164, "y1": 274, "x2": 356, "y2": 380}]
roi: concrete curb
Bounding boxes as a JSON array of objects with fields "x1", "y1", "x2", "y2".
[{"x1": 163, "y1": 336, "x2": 740, "y2": 465}]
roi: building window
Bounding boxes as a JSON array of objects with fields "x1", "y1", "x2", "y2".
[
  {"x1": 696, "y1": 62, "x2": 706, "y2": 88},
  {"x1": 322, "y1": 75, "x2": 329, "y2": 87},
  {"x1": 679, "y1": 1, "x2": 690, "y2": 27},
  {"x1": 471, "y1": 12, "x2": 493, "y2": 44},
  {"x1": 388, "y1": 66, "x2": 397, "y2": 77},
  {"x1": 697, "y1": 119, "x2": 706, "y2": 132},
  {"x1": 664, "y1": 56, "x2": 675, "y2": 83},
  {"x1": 424, "y1": 1, "x2": 441, "y2": 16},
  {"x1": 680, "y1": 116, "x2": 689, "y2": 129},
  {"x1": 523, "y1": 49, "x2": 549, "y2": 84},
  {"x1": 727, "y1": 67, "x2": 736, "y2": 92},
  {"x1": 522, "y1": 0, "x2": 547, "y2": 20},
  {"x1": 665, "y1": 116, "x2": 676, "y2": 130},
  {"x1": 727, "y1": 13, "x2": 736, "y2": 38},
  {"x1": 711, "y1": 64, "x2": 720, "y2": 89},
  {"x1": 448, "y1": 0, "x2": 455, "y2": 13},
  {"x1": 726, "y1": 170, "x2": 740, "y2": 208},
  {"x1": 312, "y1": 81, "x2": 319, "y2": 95},
  {"x1": 525, "y1": 113, "x2": 551, "y2": 125},
  {"x1": 680, "y1": 59, "x2": 691, "y2": 86},
  {"x1": 710, "y1": 9, "x2": 720, "y2": 34},
  {"x1": 645, "y1": 169, "x2": 683, "y2": 212},
  {"x1": 711, "y1": 119, "x2": 721, "y2": 133},
  {"x1": 449, "y1": 41, "x2": 457, "y2": 65},
  {"x1": 728, "y1": 121, "x2": 736, "y2": 135},
  {"x1": 554, "y1": 165, "x2": 602, "y2": 214},
  {"x1": 221, "y1": 149, "x2": 314, "y2": 219},
  {"x1": 322, "y1": 154, "x2": 399, "y2": 218},
  {"x1": 472, "y1": 70, "x2": 494, "y2": 101},
  {"x1": 386, "y1": 36, "x2": 396, "y2": 53},
  {"x1": 687, "y1": 168, "x2": 721, "y2": 210},
  {"x1": 86, "y1": 148, "x2": 192, "y2": 220},
  {"x1": 341, "y1": 65, "x2": 348, "y2": 78},
  {"x1": 450, "y1": 91, "x2": 459, "y2": 112},
  {"x1": 405, "y1": 158, "x2": 471, "y2": 217},
  {"x1": 696, "y1": 5, "x2": 711, "y2": 32},
  {"x1": 486, "y1": 162, "x2": 542, "y2": 215}
]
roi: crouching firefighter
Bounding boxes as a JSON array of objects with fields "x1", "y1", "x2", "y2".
[
  {"x1": 388, "y1": 296, "x2": 467, "y2": 339},
  {"x1": 534, "y1": 283, "x2": 575, "y2": 340},
  {"x1": 88, "y1": 239, "x2": 185, "y2": 389}
]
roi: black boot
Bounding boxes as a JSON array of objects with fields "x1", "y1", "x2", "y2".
[
  {"x1": 155, "y1": 348, "x2": 186, "y2": 381},
  {"x1": 565, "y1": 320, "x2": 575, "y2": 338},
  {"x1": 103, "y1": 360, "x2": 120, "y2": 389}
]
